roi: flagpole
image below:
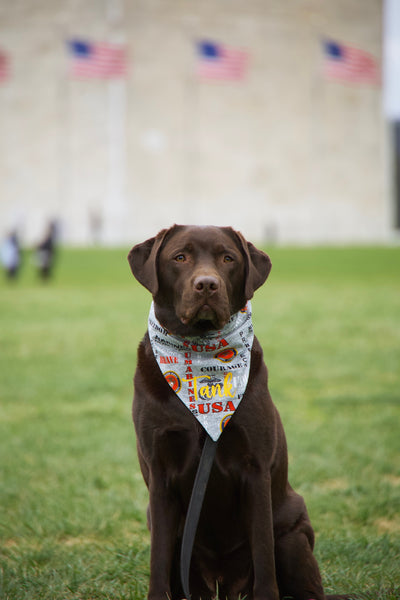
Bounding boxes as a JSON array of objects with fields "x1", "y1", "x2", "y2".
[
  {"x1": 58, "y1": 34, "x2": 71, "y2": 243},
  {"x1": 309, "y1": 37, "x2": 324, "y2": 236},
  {"x1": 104, "y1": 0, "x2": 127, "y2": 245},
  {"x1": 183, "y1": 36, "x2": 198, "y2": 224}
]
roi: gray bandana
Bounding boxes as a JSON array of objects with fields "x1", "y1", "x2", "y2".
[{"x1": 148, "y1": 301, "x2": 254, "y2": 441}]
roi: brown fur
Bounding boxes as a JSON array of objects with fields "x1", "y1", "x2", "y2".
[{"x1": 128, "y1": 225, "x2": 351, "y2": 600}]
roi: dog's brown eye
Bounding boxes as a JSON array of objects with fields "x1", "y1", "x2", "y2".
[
  {"x1": 223, "y1": 255, "x2": 234, "y2": 263},
  {"x1": 175, "y1": 254, "x2": 186, "y2": 262}
]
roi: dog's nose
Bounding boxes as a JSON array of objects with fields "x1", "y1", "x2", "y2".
[{"x1": 194, "y1": 275, "x2": 219, "y2": 293}]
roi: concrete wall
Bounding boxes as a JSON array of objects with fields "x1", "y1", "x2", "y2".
[{"x1": 0, "y1": 0, "x2": 392, "y2": 246}]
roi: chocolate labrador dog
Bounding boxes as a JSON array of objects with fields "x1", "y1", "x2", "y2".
[{"x1": 128, "y1": 225, "x2": 349, "y2": 600}]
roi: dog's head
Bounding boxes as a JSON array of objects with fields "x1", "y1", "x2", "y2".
[{"x1": 128, "y1": 225, "x2": 271, "y2": 336}]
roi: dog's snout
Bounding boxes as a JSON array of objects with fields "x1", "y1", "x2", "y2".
[{"x1": 194, "y1": 275, "x2": 219, "y2": 293}]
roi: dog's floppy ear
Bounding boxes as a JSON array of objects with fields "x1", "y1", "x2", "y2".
[
  {"x1": 234, "y1": 231, "x2": 272, "y2": 300},
  {"x1": 127, "y1": 228, "x2": 170, "y2": 295}
]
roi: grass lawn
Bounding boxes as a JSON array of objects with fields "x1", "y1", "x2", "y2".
[{"x1": 0, "y1": 245, "x2": 399, "y2": 600}]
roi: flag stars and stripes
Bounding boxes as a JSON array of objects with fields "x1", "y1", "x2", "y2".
[
  {"x1": 197, "y1": 40, "x2": 249, "y2": 81},
  {"x1": 322, "y1": 39, "x2": 380, "y2": 85},
  {"x1": 0, "y1": 49, "x2": 10, "y2": 82},
  {"x1": 68, "y1": 39, "x2": 127, "y2": 79}
]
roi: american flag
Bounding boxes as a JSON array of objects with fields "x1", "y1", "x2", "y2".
[
  {"x1": 68, "y1": 39, "x2": 127, "y2": 79},
  {"x1": 197, "y1": 40, "x2": 248, "y2": 81},
  {"x1": 322, "y1": 39, "x2": 380, "y2": 84},
  {"x1": 0, "y1": 49, "x2": 10, "y2": 82}
]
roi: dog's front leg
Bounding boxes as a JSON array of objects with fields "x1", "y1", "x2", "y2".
[
  {"x1": 245, "y1": 473, "x2": 280, "y2": 600},
  {"x1": 147, "y1": 473, "x2": 181, "y2": 600}
]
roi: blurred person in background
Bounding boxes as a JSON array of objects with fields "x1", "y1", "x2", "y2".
[
  {"x1": 1, "y1": 231, "x2": 21, "y2": 280},
  {"x1": 36, "y1": 221, "x2": 58, "y2": 280}
]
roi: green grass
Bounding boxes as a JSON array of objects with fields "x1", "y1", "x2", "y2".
[{"x1": 1, "y1": 246, "x2": 399, "y2": 599}]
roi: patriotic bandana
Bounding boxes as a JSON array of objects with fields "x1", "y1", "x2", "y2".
[{"x1": 148, "y1": 301, "x2": 254, "y2": 441}]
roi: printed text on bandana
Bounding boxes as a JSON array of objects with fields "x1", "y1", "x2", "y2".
[{"x1": 148, "y1": 302, "x2": 254, "y2": 441}]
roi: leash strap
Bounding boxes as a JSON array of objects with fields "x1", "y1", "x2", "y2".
[{"x1": 180, "y1": 434, "x2": 218, "y2": 599}]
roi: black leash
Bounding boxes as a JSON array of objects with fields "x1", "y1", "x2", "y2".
[{"x1": 180, "y1": 434, "x2": 218, "y2": 600}]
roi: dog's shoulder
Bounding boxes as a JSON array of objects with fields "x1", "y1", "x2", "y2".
[
  {"x1": 134, "y1": 331, "x2": 165, "y2": 396},
  {"x1": 137, "y1": 330, "x2": 152, "y2": 361},
  {"x1": 250, "y1": 335, "x2": 268, "y2": 377}
]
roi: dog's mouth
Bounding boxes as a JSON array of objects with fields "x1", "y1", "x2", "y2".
[
  {"x1": 179, "y1": 303, "x2": 227, "y2": 332},
  {"x1": 194, "y1": 304, "x2": 215, "y2": 322}
]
